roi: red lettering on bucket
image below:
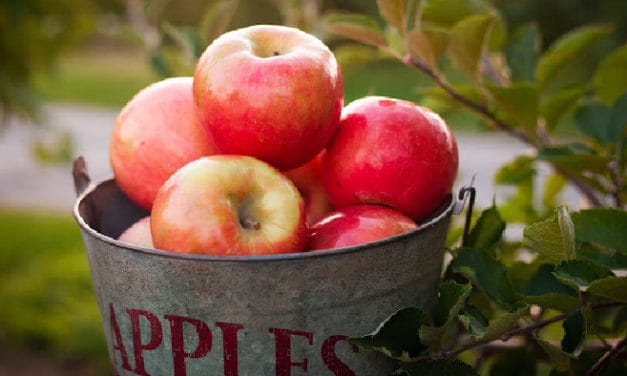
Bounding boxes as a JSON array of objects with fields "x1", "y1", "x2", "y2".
[
  {"x1": 269, "y1": 328, "x2": 314, "y2": 375},
  {"x1": 321, "y1": 335, "x2": 359, "y2": 376},
  {"x1": 108, "y1": 304, "x2": 361, "y2": 375},
  {"x1": 109, "y1": 304, "x2": 133, "y2": 372},
  {"x1": 216, "y1": 321, "x2": 244, "y2": 376},
  {"x1": 128, "y1": 309, "x2": 163, "y2": 376},
  {"x1": 165, "y1": 314, "x2": 213, "y2": 376}
]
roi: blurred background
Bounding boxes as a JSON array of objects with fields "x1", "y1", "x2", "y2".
[{"x1": 0, "y1": 0, "x2": 625, "y2": 374}]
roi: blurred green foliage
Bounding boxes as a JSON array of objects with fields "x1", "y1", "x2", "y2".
[{"x1": 0, "y1": 210, "x2": 109, "y2": 371}]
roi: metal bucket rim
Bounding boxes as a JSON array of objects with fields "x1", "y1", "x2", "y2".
[{"x1": 73, "y1": 178, "x2": 456, "y2": 263}]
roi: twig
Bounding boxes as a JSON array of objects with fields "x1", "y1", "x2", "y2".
[
  {"x1": 435, "y1": 301, "x2": 623, "y2": 360},
  {"x1": 401, "y1": 54, "x2": 607, "y2": 208},
  {"x1": 401, "y1": 55, "x2": 533, "y2": 145},
  {"x1": 585, "y1": 335, "x2": 627, "y2": 376}
]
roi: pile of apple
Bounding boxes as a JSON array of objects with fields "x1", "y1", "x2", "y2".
[{"x1": 111, "y1": 25, "x2": 458, "y2": 256}]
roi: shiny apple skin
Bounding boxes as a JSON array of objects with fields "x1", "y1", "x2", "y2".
[
  {"x1": 151, "y1": 155, "x2": 307, "y2": 256},
  {"x1": 322, "y1": 96, "x2": 458, "y2": 221},
  {"x1": 193, "y1": 25, "x2": 343, "y2": 170},
  {"x1": 118, "y1": 216, "x2": 153, "y2": 249},
  {"x1": 110, "y1": 77, "x2": 217, "y2": 210},
  {"x1": 284, "y1": 151, "x2": 333, "y2": 226},
  {"x1": 307, "y1": 204, "x2": 418, "y2": 251}
]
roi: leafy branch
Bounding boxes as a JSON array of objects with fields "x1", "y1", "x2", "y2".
[
  {"x1": 325, "y1": 1, "x2": 625, "y2": 212},
  {"x1": 436, "y1": 301, "x2": 623, "y2": 360}
]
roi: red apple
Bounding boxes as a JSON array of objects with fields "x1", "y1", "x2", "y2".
[
  {"x1": 193, "y1": 24, "x2": 343, "y2": 170},
  {"x1": 151, "y1": 155, "x2": 307, "y2": 255},
  {"x1": 118, "y1": 216, "x2": 153, "y2": 248},
  {"x1": 322, "y1": 96, "x2": 458, "y2": 221},
  {"x1": 283, "y1": 151, "x2": 333, "y2": 226},
  {"x1": 307, "y1": 204, "x2": 418, "y2": 251},
  {"x1": 109, "y1": 77, "x2": 217, "y2": 210}
]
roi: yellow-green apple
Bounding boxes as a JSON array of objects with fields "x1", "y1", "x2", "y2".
[
  {"x1": 193, "y1": 24, "x2": 343, "y2": 170},
  {"x1": 307, "y1": 204, "x2": 418, "y2": 250},
  {"x1": 110, "y1": 77, "x2": 217, "y2": 210},
  {"x1": 151, "y1": 155, "x2": 307, "y2": 255},
  {"x1": 323, "y1": 96, "x2": 458, "y2": 221},
  {"x1": 118, "y1": 216, "x2": 153, "y2": 248},
  {"x1": 284, "y1": 151, "x2": 332, "y2": 226}
]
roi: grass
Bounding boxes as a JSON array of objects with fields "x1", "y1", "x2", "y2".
[
  {"x1": 0, "y1": 209, "x2": 110, "y2": 372},
  {"x1": 33, "y1": 48, "x2": 160, "y2": 109},
  {"x1": 31, "y1": 47, "x2": 430, "y2": 108}
]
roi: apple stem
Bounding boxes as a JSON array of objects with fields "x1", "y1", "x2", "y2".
[
  {"x1": 272, "y1": 51, "x2": 279, "y2": 56},
  {"x1": 241, "y1": 217, "x2": 261, "y2": 230}
]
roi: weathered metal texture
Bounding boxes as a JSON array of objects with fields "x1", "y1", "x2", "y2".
[{"x1": 74, "y1": 177, "x2": 455, "y2": 376}]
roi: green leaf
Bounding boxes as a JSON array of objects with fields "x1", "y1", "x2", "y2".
[
  {"x1": 537, "y1": 145, "x2": 609, "y2": 174},
  {"x1": 432, "y1": 281, "x2": 472, "y2": 326},
  {"x1": 571, "y1": 209, "x2": 627, "y2": 255},
  {"x1": 524, "y1": 294, "x2": 580, "y2": 312},
  {"x1": 149, "y1": 52, "x2": 172, "y2": 78},
  {"x1": 396, "y1": 358, "x2": 478, "y2": 376},
  {"x1": 494, "y1": 155, "x2": 535, "y2": 185},
  {"x1": 521, "y1": 264, "x2": 579, "y2": 297},
  {"x1": 198, "y1": 0, "x2": 238, "y2": 45},
  {"x1": 377, "y1": 0, "x2": 405, "y2": 32},
  {"x1": 505, "y1": 23, "x2": 540, "y2": 83},
  {"x1": 534, "y1": 336, "x2": 572, "y2": 371},
  {"x1": 587, "y1": 276, "x2": 627, "y2": 303},
  {"x1": 450, "y1": 248, "x2": 518, "y2": 308},
  {"x1": 480, "y1": 305, "x2": 528, "y2": 341},
  {"x1": 447, "y1": 13, "x2": 495, "y2": 80},
  {"x1": 542, "y1": 173, "x2": 568, "y2": 209},
  {"x1": 553, "y1": 260, "x2": 614, "y2": 290},
  {"x1": 609, "y1": 92, "x2": 627, "y2": 144},
  {"x1": 592, "y1": 44, "x2": 627, "y2": 104},
  {"x1": 325, "y1": 13, "x2": 387, "y2": 48},
  {"x1": 523, "y1": 207, "x2": 576, "y2": 264},
  {"x1": 486, "y1": 83, "x2": 538, "y2": 131},
  {"x1": 540, "y1": 87, "x2": 586, "y2": 131},
  {"x1": 421, "y1": 0, "x2": 494, "y2": 28},
  {"x1": 612, "y1": 305, "x2": 627, "y2": 332},
  {"x1": 458, "y1": 304, "x2": 488, "y2": 338},
  {"x1": 349, "y1": 307, "x2": 427, "y2": 361},
  {"x1": 577, "y1": 243, "x2": 627, "y2": 270},
  {"x1": 536, "y1": 24, "x2": 613, "y2": 92},
  {"x1": 488, "y1": 347, "x2": 537, "y2": 376},
  {"x1": 406, "y1": 30, "x2": 437, "y2": 68},
  {"x1": 574, "y1": 101, "x2": 613, "y2": 144},
  {"x1": 561, "y1": 310, "x2": 587, "y2": 355},
  {"x1": 420, "y1": 281, "x2": 472, "y2": 350},
  {"x1": 163, "y1": 24, "x2": 203, "y2": 61},
  {"x1": 423, "y1": 27, "x2": 449, "y2": 64},
  {"x1": 465, "y1": 206, "x2": 506, "y2": 250}
]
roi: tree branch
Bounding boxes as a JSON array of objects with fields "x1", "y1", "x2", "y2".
[
  {"x1": 435, "y1": 301, "x2": 623, "y2": 360},
  {"x1": 401, "y1": 55, "x2": 533, "y2": 145},
  {"x1": 401, "y1": 54, "x2": 607, "y2": 208},
  {"x1": 585, "y1": 335, "x2": 627, "y2": 376}
]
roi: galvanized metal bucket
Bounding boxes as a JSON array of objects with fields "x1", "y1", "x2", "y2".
[{"x1": 72, "y1": 158, "x2": 473, "y2": 376}]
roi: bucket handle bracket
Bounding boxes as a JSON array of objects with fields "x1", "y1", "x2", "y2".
[
  {"x1": 73, "y1": 156, "x2": 92, "y2": 197},
  {"x1": 453, "y1": 177, "x2": 476, "y2": 247}
]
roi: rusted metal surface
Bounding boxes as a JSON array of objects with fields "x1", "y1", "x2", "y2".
[{"x1": 73, "y1": 171, "x2": 457, "y2": 375}]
